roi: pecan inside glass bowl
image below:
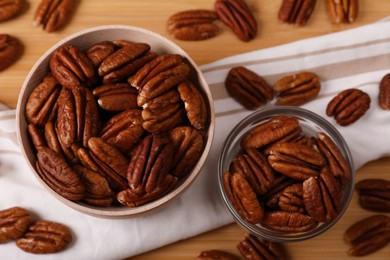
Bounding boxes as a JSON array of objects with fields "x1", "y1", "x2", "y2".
[
  {"x1": 218, "y1": 106, "x2": 354, "y2": 242},
  {"x1": 16, "y1": 25, "x2": 215, "y2": 218}
]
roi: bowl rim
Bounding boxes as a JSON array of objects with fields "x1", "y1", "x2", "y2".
[
  {"x1": 16, "y1": 25, "x2": 215, "y2": 218},
  {"x1": 217, "y1": 106, "x2": 354, "y2": 242}
]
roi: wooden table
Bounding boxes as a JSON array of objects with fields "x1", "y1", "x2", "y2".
[{"x1": 1, "y1": 1, "x2": 389, "y2": 259}]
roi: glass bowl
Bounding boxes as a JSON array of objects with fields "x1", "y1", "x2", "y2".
[{"x1": 218, "y1": 106, "x2": 354, "y2": 242}]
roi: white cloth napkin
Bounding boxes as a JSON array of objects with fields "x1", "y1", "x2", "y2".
[{"x1": 2, "y1": 18, "x2": 390, "y2": 259}]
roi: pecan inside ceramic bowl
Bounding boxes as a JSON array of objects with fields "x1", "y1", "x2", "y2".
[
  {"x1": 16, "y1": 25, "x2": 215, "y2": 218},
  {"x1": 218, "y1": 106, "x2": 354, "y2": 242}
]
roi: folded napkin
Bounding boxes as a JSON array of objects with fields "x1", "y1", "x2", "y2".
[{"x1": 2, "y1": 18, "x2": 390, "y2": 259}]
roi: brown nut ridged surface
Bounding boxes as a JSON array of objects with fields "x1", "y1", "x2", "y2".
[
  {"x1": 50, "y1": 44, "x2": 96, "y2": 89},
  {"x1": 325, "y1": 0, "x2": 358, "y2": 24},
  {"x1": 215, "y1": 0, "x2": 257, "y2": 42},
  {"x1": 177, "y1": 80, "x2": 208, "y2": 129},
  {"x1": 237, "y1": 233, "x2": 288, "y2": 260},
  {"x1": 223, "y1": 171, "x2": 264, "y2": 224},
  {"x1": 355, "y1": 178, "x2": 390, "y2": 212},
  {"x1": 241, "y1": 115, "x2": 301, "y2": 150},
  {"x1": 274, "y1": 71, "x2": 320, "y2": 106},
  {"x1": 225, "y1": 66, "x2": 274, "y2": 110},
  {"x1": 93, "y1": 83, "x2": 139, "y2": 112},
  {"x1": 344, "y1": 214, "x2": 390, "y2": 257},
  {"x1": 267, "y1": 142, "x2": 325, "y2": 181},
  {"x1": 16, "y1": 220, "x2": 72, "y2": 254},
  {"x1": 36, "y1": 147, "x2": 85, "y2": 201},
  {"x1": 169, "y1": 126, "x2": 204, "y2": 179},
  {"x1": 0, "y1": 0, "x2": 24, "y2": 22},
  {"x1": 278, "y1": 183, "x2": 305, "y2": 213},
  {"x1": 278, "y1": 0, "x2": 317, "y2": 25},
  {"x1": 197, "y1": 249, "x2": 239, "y2": 260},
  {"x1": 0, "y1": 207, "x2": 31, "y2": 243},
  {"x1": 86, "y1": 41, "x2": 117, "y2": 67},
  {"x1": 263, "y1": 211, "x2": 318, "y2": 232},
  {"x1": 379, "y1": 73, "x2": 390, "y2": 110},
  {"x1": 326, "y1": 88, "x2": 370, "y2": 126},
  {"x1": 0, "y1": 34, "x2": 22, "y2": 71},
  {"x1": 25, "y1": 73, "x2": 61, "y2": 127},
  {"x1": 34, "y1": 0, "x2": 78, "y2": 32},
  {"x1": 167, "y1": 9, "x2": 219, "y2": 41}
]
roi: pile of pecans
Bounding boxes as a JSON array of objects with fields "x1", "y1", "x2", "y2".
[{"x1": 24, "y1": 39, "x2": 209, "y2": 208}]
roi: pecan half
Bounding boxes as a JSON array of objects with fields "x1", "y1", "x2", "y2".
[
  {"x1": 0, "y1": 34, "x2": 22, "y2": 71},
  {"x1": 325, "y1": 0, "x2": 358, "y2": 24},
  {"x1": 100, "y1": 109, "x2": 144, "y2": 154},
  {"x1": 16, "y1": 220, "x2": 72, "y2": 254},
  {"x1": 127, "y1": 134, "x2": 174, "y2": 195},
  {"x1": 34, "y1": 0, "x2": 78, "y2": 32},
  {"x1": 177, "y1": 80, "x2": 208, "y2": 129},
  {"x1": 355, "y1": 178, "x2": 390, "y2": 212},
  {"x1": 344, "y1": 215, "x2": 390, "y2": 257},
  {"x1": 25, "y1": 73, "x2": 61, "y2": 127},
  {"x1": 36, "y1": 146, "x2": 85, "y2": 201},
  {"x1": 223, "y1": 171, "x2": 264, "y2": 224},
  {"x1": 237, "y1": 234, "x2": 288, "y2": 260},
  {"x1": 0, "y1": 207, "x2": 31, "y2": 243},
  {"x1": 225, "y1": 66, "x2": 274, "y2": 109},
  {"x1": 92, "y1": 83, "x2": 138, "y2": 112},
  {"x1": 379, "y1": 73, "x2": 390, "y2": 110},
  {"x1": 86, "y1": 41, "x2": 117, "y2": 67},
  {"x1": 241, "y1": 115, "x2": 301, "y2": 150},
  {"x1": 215, "y1": 0, "x2": 257, "y2": 42},
  {"x1": 263, "y1": 211, "x2": 318, "y2": 232},
  {"x1": 0, "y1": 0, "x2": 24, "y2": 22},
  {"x1": 278, "y1": 0, "x2": 317, "y2": 25},
  {"x1": 50, "y1": 44, "x2": 96, "y2": 89},
  {"x1": 198, "y1": 250, "x2": 239, "y2": 260},
  {"x1": 268, "y1": 142, "x2": 325, "y2": 181},
  {"x1": 167, "y1": 9, "x2": 219, "y2": 41},
  {"x1": 274, "y1": 72, "x2": 320, "y2": 106},
  {"x1": 326, "y1": 88, "x2": 370, "y2": 126},
  {"x1": 169, "y1": 126, "x2": 204, "y2": 179},
  {"x1": 278, "y1": 183, "x2": 305, "y2": 213}
]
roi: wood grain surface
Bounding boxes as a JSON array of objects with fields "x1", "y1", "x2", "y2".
[{"x1": 1, "y1": 1, "x2": 389, "y2": 259}]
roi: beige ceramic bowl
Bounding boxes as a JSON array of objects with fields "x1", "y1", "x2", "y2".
[{"x1": 16, "y1": 25, "x2": 215, "y2": 218}]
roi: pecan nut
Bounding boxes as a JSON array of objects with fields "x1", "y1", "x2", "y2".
[
  {"x1": 355, "y1": 178, "x2": 390, "y2": 212},
  {"x1": 215, "y1": 0, "x2": 257, "y2": 42},
  {"x1": 278, "y1": 0, "x2": 317, "y2": 25},
  {"x1": 50, "y1": 44, "x2": 96, "y2": 89},
  {"x1": 177, "y1": 80, "x2": 208, "y2": 129},
  {"x1": 0, "y1": 0, "x2": 24, "y2": 22},
  {"x1": 344, "y1": 215, "x2": 390, "y2": 257},
  {"x1": 0, "y1": 34, "x2": 22, "y2": 71},
  {"x1": 92, "y1": 83, "x2": 139, "y2": 112},
  {"x1": 0, "y1": 207, "x2": 31, "y2": 243},
  {"x1": 237, "y1": 234, "x2": 288, "y2": 260},
  {"x1": 225, "y1": 66, "x2": 274, "y2": 110},
  {"x1": 36, "y1": 146, "x2": 85, "y2": 201},
  {"x1": 326, "y1": 88, "x2": 370, "y2": 126},
  {"x1": 274, "y1": 72, "x2": 321, "y2": 106},
  {"x1": 86, "y1": 41, "x2": 117, "y2": 67},
  {"x1": 278, "y1": 183, "x2": 305, "y2": 213},
  {"x1": 34, "y1": 0, "x2": 78, "y2": 32},
  {"x1": 16, "y1": 220, "x2": 72, "y2": 254},
  {"x1": 223, "y1": 171, "x2": 264, "y2": 224},
  {"x1": 267, "y1": 142, "x2": 325, "y2": 181},
  {"x1": 25, "y1": 73, "x2": 61, "y2": 127},
  {"x1": 325, "y1": 0, "x2": 358, "y2": 24},
  {"x1": 263, "y1": 211, "x2": 318, "y2": 232},
  {"x1": 379, "y1": 73, "x2": 390, "y2": 110},
  {"x1": 169, "y1": 126, "x2": 204, "y2": 179},
  {"x1": 167, "y1": 9, "x2": 219, "y2": 41}
]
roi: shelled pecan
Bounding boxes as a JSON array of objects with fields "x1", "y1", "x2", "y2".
[
  {"x1": 215, "y1": 0, "x2": 257, "y2": 42},
  {"x1": 278, "y1": 0, "x2": 317, "y2": 25},
  {"x1": 0, "y1": 207, "x2": 31, "y2": 243},
  {"x1": 237, "y1": 234, "x2": 288, "y2": 260},
  {"x1": 344, "y1": 215, "x2": 390, "y2": 256},
  {"x1": 379, "y1": 73, "x2": 390, "y2": 110},
  {"x1": 167, "y1": 9, "x2": 219, "y2": 41},
  {"x1": 325, "y1": 0, "x2": 358, "y2": 24},
  {"x1": 326, "y1": 88, "x2": 370, "y2": 126},
  {"x1": 225, "y1": 66, "x2": 274, "y2": 109},
  {"x1": 263, "y1": 211, "x2": 318, "y2": 232},
  {"x1": 274, "y1": 71, "x2": 321, "y2": 106},
  {"x1": 0, "y1": 0, "x2": 25, "y2": 22},
  {"x1": 34, "y1": 0, "x2": 78, "y2": 32},
  {"x1": 278, "y1": 183, "x2": 305, "y2": 213},
  {"x1": 355, "y1": 178, "x2": 390, "y2": 212},
  {"x1": 0, "y1": 34, "x2": 22, "y2": 71},
  {"x1": 92, "y1": 83, "x2": 139, "y2": 111},
  {"x1": 198, "y1": 249, "x2": 239, "y2": 260}
]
